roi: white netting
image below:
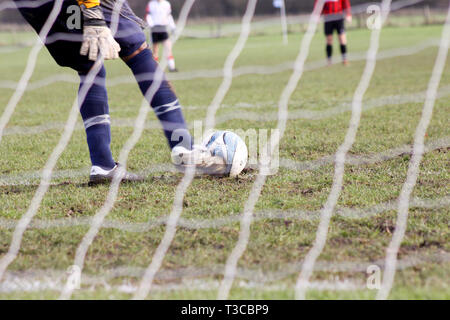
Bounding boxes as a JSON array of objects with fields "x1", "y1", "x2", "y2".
[{"x1": 0, "y1": 0, "x2": 448, "y2": 299}]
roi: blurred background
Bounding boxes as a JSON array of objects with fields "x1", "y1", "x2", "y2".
[{"x1": 1, "y1": 0, "x2": 450, "y2": 37}]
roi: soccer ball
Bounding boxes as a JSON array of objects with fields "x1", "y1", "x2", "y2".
[{"x1": 204, "y1": 131, "x2": 248, "y2": 177}]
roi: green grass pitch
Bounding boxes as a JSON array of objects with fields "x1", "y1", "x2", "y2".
[{"x1": 0, "y1": 23, "x2": 449, "y2": 299}]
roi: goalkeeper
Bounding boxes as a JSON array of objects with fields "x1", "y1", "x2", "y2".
[{"x1": 14, "y1": 0, "x2": 221, "y2": 183}]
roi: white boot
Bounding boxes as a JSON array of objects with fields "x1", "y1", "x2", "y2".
[{"x1": 171, "y1": 145, "x2": 227, "y2": 175}]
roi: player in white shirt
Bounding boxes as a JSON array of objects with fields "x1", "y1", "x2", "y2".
[{"x1": 146, "y1": 0, "x2": 177, "y2": 72}]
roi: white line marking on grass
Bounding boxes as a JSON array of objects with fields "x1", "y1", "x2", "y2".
[
  {"x1": 58, "y1": 0, "x2": 196, "y2": 300},
  {"x1": 376, "y1": 4, "x2": 450, "y2": 300},
  {"x1": 0, "y1": 0, "x2": 64, "y2": 145},
  {"x1": 2, "y1": 252, "x2": 447, "y2": 294},
  {"x1": 0, "y1": 276, "x2": 365, "y2": 295},
  {"x1": 217, "y1": 0, "x2": 326, "y2": 301},
  {"x1": 295, "y1": 0, "x2": 393, "y2": 300},
  {"x1": 132, "y1": 0, "x2": 259, "y2": 300}
]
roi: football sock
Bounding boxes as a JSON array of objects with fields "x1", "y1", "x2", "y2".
[
  {"x1": 125, "y1": 48, "x2": 192, "y2": 150},
  {"x1": 79, "y1": 66, "x2": 116, "y2": 170},
  {"x1": 326, "y1": 44, "x2": 333, "y2": 60},
  {"x1": 340, "y1": 44, "x2": 347, "y2": 61},
  {"x1": 168, "y1": 55, "x2": 176, "y2": 71}
]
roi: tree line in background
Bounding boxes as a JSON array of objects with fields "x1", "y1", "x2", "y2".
[
  {"x1": 1, "y1": 0, "x2": 448, "y2": 24},
  {"x1": 130, "y1": 0, "x2": 448, "y2": 18}
]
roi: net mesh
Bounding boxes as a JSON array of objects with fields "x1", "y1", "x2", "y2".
[{"x1": 0, "y1": 0, "x2": 448, "y2": 299}]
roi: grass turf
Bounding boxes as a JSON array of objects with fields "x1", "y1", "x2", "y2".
[{"x1": 0, "y1": 23, "x2": 448, "y2": 299}]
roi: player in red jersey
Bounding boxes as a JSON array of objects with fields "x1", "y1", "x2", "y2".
[{"x1": 315, "y1": 0, "x2": 352, "y2": 66}]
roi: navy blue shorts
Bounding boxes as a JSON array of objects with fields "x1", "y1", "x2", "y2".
[{"x1": 15, "y1": 0, "x2": 146, "y2": 73}]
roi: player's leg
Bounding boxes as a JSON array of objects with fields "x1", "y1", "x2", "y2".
[
  {"x1": 121, "y1": 43, "x2": 223, "y2": 173},
  {"x1": 105, "y1": 8, "x2": 223, "y2": 173},
  {"x1": 78, "y1": 65, "x2": 143, "y2": 183},
  {"x1": 78, "y1": 66, "x2": 115, "y2": 170},
  {"x1": 337, "y1": 19, "x2": 348, "y2": 65},
  {"x1": 151, "y1": 27, "x2": 168, "y2": 62},
  {"x1": 123, "y1": 44, "x2": 191, "y2": 150},
  {"x1": 14, "y1": 0, "x2": 115, "y2": 169},
  {"x1": 14, "y1": 0, "x2": 142, "y2": 182},
  {"x1": 152, "y1": 42, "x2": 160, "y2": 62},
  {"x1": 324, "y1": 20, "x2": 334, "y2": 65},
  {"x1": 326, "y1": 34, "x2": 334, "y2": 66},
  {"x1": 163, "y1": 38, "x2": 177, "y2": 72},
  {"x1": 103, "y1": 8, "x2": 191, "y2": 151}
]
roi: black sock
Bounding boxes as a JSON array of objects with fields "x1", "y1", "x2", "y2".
[
  {"x1": 340, "y1": 44, "x2": 347, "y2": 60},
  {"x1": 326, "y1": 44, "x2": 332, "y2": 59}
]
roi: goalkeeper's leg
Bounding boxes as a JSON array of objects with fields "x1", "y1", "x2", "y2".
[
  {"x1": 122, "y1": 45, "x2": 225, "y2": 174},
  {"x1": 122, "y1": 44, "x2": 191, "y2": 151},
  {"x1": 14, "y1": 0, "x2": 115, "y2": 169},
  {"x1": 97, "y1": 6, "x2": 192, "y2": 152},
  {"x1": 78, "y1": 65, "x2": 144, "y2": 183},
  {"x1": 78, "y1": 66, "x2": 115, "y2": 170},
  {"x1": 14, "y1": 0, "x2": 143, "y2": 182}
]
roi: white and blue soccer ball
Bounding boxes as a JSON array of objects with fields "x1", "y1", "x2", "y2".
[{"x1": 203, "y1": 131, "x2": 248, "y2": 177}]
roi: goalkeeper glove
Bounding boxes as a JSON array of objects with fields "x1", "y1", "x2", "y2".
[{"x1": 80, "y1": 5, "x2": 121, "y2": 61}]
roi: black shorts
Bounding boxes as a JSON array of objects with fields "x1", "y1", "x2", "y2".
[
  {"x1": 151, "y1": 31, "x2": 169, "y2": 43},
  {"x1": 324, "y1": 18, "x2": 345, "y2": 36}
]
